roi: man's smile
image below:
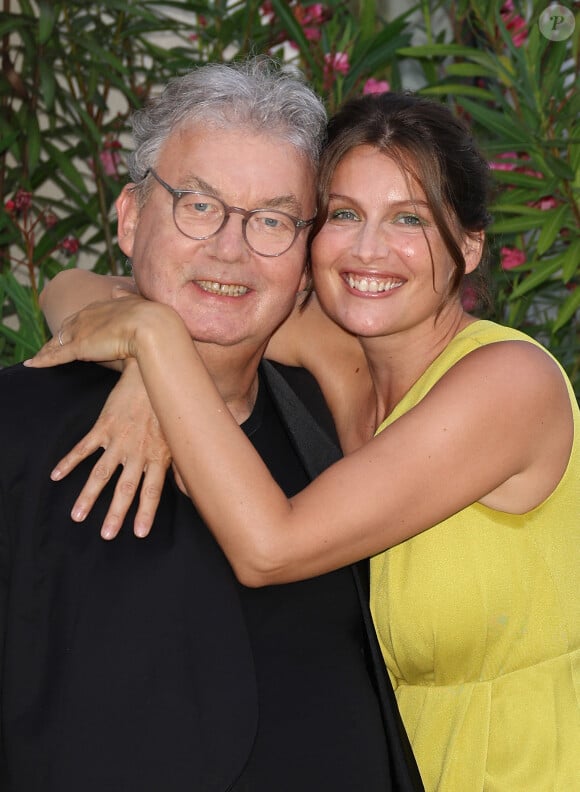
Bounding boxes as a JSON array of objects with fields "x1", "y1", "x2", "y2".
[{"x1": 195, "y1": 279, "x2": 251, "y2": 297}]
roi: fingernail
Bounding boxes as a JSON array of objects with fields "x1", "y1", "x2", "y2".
[
  {"x1": 134, "y1": 523, "x2": 149, "y2": 539},
  {"x1": 72, "y1": 506, "x2": 86, "y2": 522},
  {"x1": 51, "y1": 467, "x2": 62, "y2": 481},
  {"x1": 101, "y1": 526, "x2": 115, "y2": 540}
]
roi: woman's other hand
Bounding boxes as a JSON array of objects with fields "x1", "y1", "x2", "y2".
[{"x1": 51, "y1": 360, "x2": 173, "y2": 540}]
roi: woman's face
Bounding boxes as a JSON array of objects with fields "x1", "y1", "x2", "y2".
[{"x1": 311, "y1": 145, "x2": 469, "y2": 340}]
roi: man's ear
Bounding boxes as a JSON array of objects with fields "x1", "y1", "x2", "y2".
[
  {"x1": 463, "y1": 231, "x2": 485, "y2": 275},
  {"x1": 116, "y1": 185, "x2": 139, "y2": 258}
]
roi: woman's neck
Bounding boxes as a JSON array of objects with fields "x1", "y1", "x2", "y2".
[{"x1": 363, "y1": 307, "x2": 475, "y2": 427}]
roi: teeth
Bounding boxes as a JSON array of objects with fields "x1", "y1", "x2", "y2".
[
  {"x1": 196, "y1": 280, "x2": 249, "y2": 297},
  {"x1": 345, "y1": 274, "x2": 403, "y2": 293}
]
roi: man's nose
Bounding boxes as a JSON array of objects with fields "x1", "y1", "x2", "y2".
[{"x1": 211, "y1": 212, "x2": 250, "y2": 261}]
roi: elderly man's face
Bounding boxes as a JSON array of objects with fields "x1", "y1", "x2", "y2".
[{"x1": 116, "y1": 123, "x2": 315, "y2": 354}]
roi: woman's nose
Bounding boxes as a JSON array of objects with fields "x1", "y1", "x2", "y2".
[{"x1": 351, "y1": 222, "x2": 388, "y2": 263}]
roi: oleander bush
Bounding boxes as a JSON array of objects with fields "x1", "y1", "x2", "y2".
[{"x1": 1, "y1": 0, "x2": 579, "y2": 394}]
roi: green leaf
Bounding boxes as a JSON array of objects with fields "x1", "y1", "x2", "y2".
[
  {"x1": 25, "y1": 113, "x2": 42, "y2": 172},
  {"x1": 489, "y1": 215, "x2": 546, "y2": 234},
  {"x1": 510, "y1": 256, "x2": 564, "y2": 298},
  {"x1": 39, "y1": 57, "x2": 56, "y2": 112},
  {"x1": 42, "y1": 140, "x2": 89, "y2": 193},
  {"x1": 536, "y1": 204, "x2": 572, "y2": 256},
  {"x1": 270, "y1": 0, "x2": 317, "y2": 74},
  {"x1": 561, "y1": 238, "x2": 580, "y2": 283},
  {"x1": 492, "y1": 203, "x2": 552, "y2": 217},
  {"x1": 553, "y1": 287, "x2": 580, "y2": 333},
  {"x1": 37, "y1": 1, "x2": 57, "y2": 45},
  {"x1": 397, "y1": 44, "x2": 484, "y2": 59},
  {"x1": 457, "y1": 97, "x2": 528, "y2": 143},
  {"x1": 345, "y1": 15, "x2": 412, "y2": 90},
  {"x1": 419, "y1": 84, "x2": 496, "y2": 101},
  {"x1": 490, "y1": 170, "x2": 556, "y2": 190},
  {"x1": 445, "y1": 63, "x2": 497, "y2": 78}
]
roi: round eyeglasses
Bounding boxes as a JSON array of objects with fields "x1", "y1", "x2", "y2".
[{"x1": 144, "y1": 169, "x2": 315, "y2": 258}]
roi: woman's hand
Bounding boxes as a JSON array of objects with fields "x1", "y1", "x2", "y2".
[
  {"x1": 51, "y1": 359, "x2": 174, "y2": 540},
  {"x1": 26, "y1": 289, "x2": 186, "y2": 538},
  {"x1": 25, "y1": 288, "x2": 164, "y2": 369}
]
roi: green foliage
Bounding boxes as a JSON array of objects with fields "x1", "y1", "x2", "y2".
[
  {"x1": 1, "y1": 0, "x2": 579, "y2": 394},
  {"x1": 398, "y1": 0, "x2": 580, "y2": 392}
]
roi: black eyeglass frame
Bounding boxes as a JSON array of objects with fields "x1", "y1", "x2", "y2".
[{"x1": 143, "y1": 168, "x2": 316, "y2": 258}]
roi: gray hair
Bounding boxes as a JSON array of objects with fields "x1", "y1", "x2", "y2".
[{"x1": 127, "y1": 57, "x2": 327, "y2": 191}]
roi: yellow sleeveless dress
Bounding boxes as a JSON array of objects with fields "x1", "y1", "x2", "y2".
[{"x1": 370, "y1": 320, "x2": 580, "y2": 791}]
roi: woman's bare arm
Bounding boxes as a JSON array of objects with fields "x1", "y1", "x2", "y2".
[
  {"x1": 26, "y1": 297, "x2": 573, "y2": 583},
  {"x1": 266, "y1": 294, "x2": 372, "y2": 450},
  {"x1": 40, "y1": 270, "x2": 134, "y2": 335},
  {"x1": 39, "y1": 273, "x2": 370, "y2": 535}
]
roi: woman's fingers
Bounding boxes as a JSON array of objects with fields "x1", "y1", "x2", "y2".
[
  {"x1": 51, "y1": 431, "x2": 104, "y2": 481},
  {"x1": 25, "y1": 295, "x2": 147, "y2": 369},
  {"x1": 130, "y1": 460, "x2": 168, "y2": 539}
]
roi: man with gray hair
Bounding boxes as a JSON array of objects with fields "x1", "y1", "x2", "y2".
[{"x1": 0, "y1": 58, "x2": 422, "y2": 791}]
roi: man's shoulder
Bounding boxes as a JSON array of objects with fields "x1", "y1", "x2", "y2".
[
  {"x1": 0, "y1": 362, "x2": 118, "y2": 442},
  {"x1": 0, "y1": 361, "x2": 117, "y2": 401}
]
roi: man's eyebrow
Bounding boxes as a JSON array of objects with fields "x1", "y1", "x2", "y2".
[
  {"x1": 179, "y1": 174, "x2": 216, "y2": 194},
  {"x1": 261, "y1": 194, "x2": 304, "y2": 215},
  {"x1": 179, "y1": 174, "x2": 305, "y2": 215}
]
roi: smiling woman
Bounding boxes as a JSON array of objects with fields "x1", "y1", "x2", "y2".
[{"x1": 34, "y1": 90, "x2": 580, "y2": 791}]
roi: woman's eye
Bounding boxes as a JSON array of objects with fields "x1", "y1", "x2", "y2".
[
  {"x1": 395, "y1": 213, "x2": 424, "y2": 227},
  {"x1": 328, "y1": 208, "x2": 359, "y2": 222}
]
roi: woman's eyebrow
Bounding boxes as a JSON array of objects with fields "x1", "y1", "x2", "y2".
[{"x1": 328, "y1": 193, "x2": 430, "y2": 210}]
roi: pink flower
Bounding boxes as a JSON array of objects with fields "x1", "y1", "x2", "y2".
[
  {"x1": 294, "y1": 3, "x2": 327, "y2": 25},
  {"x1": 261, "y1": 2, "x2": 276, "y2": 23},
  {"x1": 489, "y1": 152, "x2": 518, "y2": 171},
  {"x1": 304, "y1": 3, "x2": 326, "y2": 24},
  {"x1": 304, "y1": 26, "x2": 321, "y2": 41},
  {"x1": 509, "y1": 20, "x2": 527, "y2": 47},
  {"x1": 99, "y1": 139, "x2": 122, "y2": 178},
  {"x1": 323, "y1": 51, "x2": 350, "y2": 89},
  {"x1": 293, "y1": 4, "x2": 329, "y2": 42},
  {"x1": 43, "y1": 211, "x2": 58, "y2": 228},
  {"x1": 363, "y1": 78, "x2": 390, "y2": 95},
  {"x1": 461, "y1": 284, "x2": 478, "y2": 312},
  {"x1": 500, "y1": 1, "x2": 527, "y2": 47},
  {"x1": 500, "y1": 246, "x2": 526, "y2": 270},
  {"x1": 534, "y1": 196, "x2": 558, "y2": 211},
  {"x1": 60, "y1": 236, "x2": 80, "y2": 256},
  {"x1": 14, "y1": 189, "x2": 32, "y2": 212},
  {"x1": 6, "y1": 190, "x2": 31, "y2": 215}
]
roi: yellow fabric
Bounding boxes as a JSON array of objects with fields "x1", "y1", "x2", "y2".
[{"x1": 370, "y1": 320, "x2": 580, "y2": 791}]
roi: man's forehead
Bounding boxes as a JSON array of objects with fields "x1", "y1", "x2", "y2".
[{"x1": 159, "y1": 124, "x2": 315, "y2": 208}]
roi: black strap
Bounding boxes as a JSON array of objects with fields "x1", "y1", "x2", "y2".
[
  {"x1": 261, "y1": 360, "x2": 425, "y2": 790},
  {"x1": 260, "y1": 361, "x2": 342, "y2": 478}
]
